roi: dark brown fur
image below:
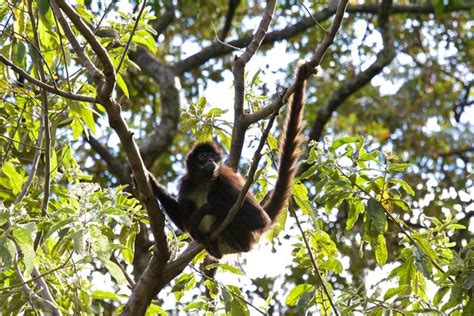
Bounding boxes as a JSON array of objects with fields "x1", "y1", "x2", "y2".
[{"x1": 148, "y1": 66, "x2": 308, "y2": 258}]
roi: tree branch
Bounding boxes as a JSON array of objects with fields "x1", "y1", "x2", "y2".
[
  {"x1": 220, "y1": 0, "x2": 241, "y2": 40},
  {"x1": 0, "y1": 55, "x2": 96, "y2": 103},
  {"x1": 130, "y1": 48, "x2": 180, "y2": 167},
  {"x1": 227, "y1": 0, "x2": 277, "y2": 169},
  {"x1": 49, "y1": 0, "x2": 103, "y2": 81},
  {"x1": 212, "y1": 101, "x2": 280, "y2": 239},
  {"x1": 52, "y1": 0, "x2": 169, "y2": 266},
  {"x1": 54, "y1": 0, "x2": 116, "y2": 98},
  {"x1": 173, "y1": 3, "x2": 472, "y2": 75},
  {"x1": 154, "y1": 0, "x2": 175, "y2": 37},
  {"x1": 309, "y1": 0, "x2": 396, "y2": 141}
]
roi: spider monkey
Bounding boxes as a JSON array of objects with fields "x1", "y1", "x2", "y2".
[{"x1": 147, "y1": 65, "x2": 309, "y2": 258}]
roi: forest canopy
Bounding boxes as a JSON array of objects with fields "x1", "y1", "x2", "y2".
[{"x1": 0, "y1": 0, "x2": 472, "y2": 315}]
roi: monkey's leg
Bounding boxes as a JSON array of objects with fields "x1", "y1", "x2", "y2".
[{"x1": 189, "y1": 205, "x2": 223, "y2": 258}]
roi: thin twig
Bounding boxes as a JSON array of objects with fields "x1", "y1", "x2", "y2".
[
  {"x1": 298, "y1": 0, "x2": 328, "y2": 33},
  {"x1": 92, "y1": 0, "x2": 116, "y2": 35},
  {"x1": 116, "y1": 0, "x2": 147, "y2": 75},
  {"x1": 49, "y1": 0, "x2": 72, "y2": 92},
  {"x1": 49, "y1": 0, "x2": 103, "y2": 81},
  {"x1": 13, "y1": 255, "x2": 59, "y2": 313},
  {"x1": 211, "y1": 20, "x2": 244, "y2": 52},
  {"x1": 246, "y1": 0, "x2": 349, "y2": 126},
  {"x1": 111, "y1": 252, "x2": 136, "y2": 288},
  {"x1": 289, "y1": 203, "x2": 339, "y2": 315},
  {"x1": 0, "y1": 54, "x2": 96, "y2": 103},
  {"x1": 211, "y1": 98, "x2": 281, "y2": 240},
  {"x1": 55, "y1": 0, "x2": 116, "y2": 97},
  {"x1": 13, "y1": 122, "x2": 44, "y2": 204},
  {"x1": 28, "y1": 1, "x2": 52, "y2": 252},
  {"x1": 0, "y1": 135, "x2": 44, "y2": 151},
  {"x1": 331, "y1": 158, "x2": 456, "y2": 283}
]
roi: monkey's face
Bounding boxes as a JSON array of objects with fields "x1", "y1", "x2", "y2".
[
  {"x1": 187, "y1": 148, "x2": 221, "y2": 178},
  {"x1": 196, "y1": 151, "x2": 220, "y2": 175}
]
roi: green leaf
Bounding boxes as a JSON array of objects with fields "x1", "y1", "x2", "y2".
[
  {"x1": 374, "y1": 234, "x2": 388, "y2": 265},
  {"x1": 231, "y1": 298, "x2": 250, "y2": 316},
  {"x1": 391, "y1": 199, "x2": 410, "y2": 212},
  {"x1": 2, "y1": 161, "x2": 24, "y2": 195},
  {"x1": 367, "y1": 198, "x2": 387, "y2": 233},
  {"x1": 12, "y1": 42, "x2": 26, "y2": 69},
  {"x1": 183, "y1": 301, "x2": 207, "y2": 312},
  {"x1": 413, "y1": 234, "x2": 438, "y2": 261},
  {"x1": 70, "y1": 116, "x2": 84, "y2": 140},
  {"x1": 267, "y1": 206, "x2": 287, "y2": 241},
  {"x1": 116, "y1": 73, "x2": 129, "y2": 98},
  {"x1": 390, "y1": 179, "x2": 415, "y2": 196},
  {"x1": 38, "y1": 0, "x2": 54, "y2": 28},
  {"x1": 319, "y1": 258, "x2": 343, "y2": 274},
  {"x1": 206, "y1": 263, "x2": 243, "y2": 275},
  {"x1": 285, "y1": 284, "x2": 314, "y2": 306},
  {"x1": 346, "y1": 199, "x2": 364, "y2": 230},
  {"x1": 433, "y1": 286, "x2": 450, "y2": 307},
  {"x1": 216, "y1": 129, "x2": 231, "y2": 150},
  {"x1": 13, "y1": 226, "x2": 36, "y2": 275},
  {"x1": 50, "y1": 147, "x2": 58, "y2": 179},
  {"x1": 92, "y1": 290, "x2": 120, "y2": 300},
  {"x1": 299, "y1": 165, "x2": 318, "y2": 180},
  {"x1": 463, "y1": 298, "x2": 474, "y2": 316},
  {"x1": 388, "y1": 163, "x2": 410, "y2": 173},
  {"x1": 101, "y1": 258, "x2": 127, "y2": 285},
  {"x1": 267, "y1": 134, "x2": 278, "y2": 150},
  {"x1": 446, "y1": 224, "x2": 466, "y2": 230},
  {"x1": 172, "y1": 273, "x2": 196, "y2": 300},
  {"x1": 383, "y1": 285, "x2": 409, "y2": 300},
  {"x1": 132, "y1": 30, "x2": 157, "y2": 54},
  {"x1": 204, "y1": 279, "x2": 218, "y2": 298},
  {"x1": 146, "y1": 304, "x2": 167, "y2": 316},
  {"x1": 0, "y1": 237, "x2": 16, "y2": 266},
  {"x1": 414, "y1": 247, "x2": 433, "y2": 279},
  {"x1": 0, "y1": 209, "x2": 9, "y2": 226},
  {"x1": 330, "y1": 136, "x2": 358, "y2": 150}
]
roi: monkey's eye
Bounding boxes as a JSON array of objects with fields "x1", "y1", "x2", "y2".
[{"x1": 198, "y1": 153, "x2": 208, "y2": 161}]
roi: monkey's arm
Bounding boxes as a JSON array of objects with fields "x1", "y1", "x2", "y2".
[{"x1": 147, "y1": 172, "x2": 193, "y2": 231}]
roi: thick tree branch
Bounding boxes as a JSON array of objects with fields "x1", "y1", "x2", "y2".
[
  {"x1": 130, "y1": 48, "x2": 180, "y2": 167},
  {"x1": 217, "y1": 0, "x2": 348, "y2": 286},
  {"x1": 13, "y1": 256, "x2": 60, "y2": 315},
  {"x1": 123, "y1": 242, "x2": 203, "y2": 315},
  {"x1": 174, "y1": 5, "x2": 334, "y2": 75},
  {"x1": 228, "y1": 0, "x2": 276, "y2": 169},
  {"x1": 348, "y1": 3, "x2": 472, "y2": 14},
  {"x1": 173, "y1": 3, "x2": 472, "y2": 75},
  {"x1": 54, "y1": 0, "x2": 116, "y2": 98},
  {"x1": 52, "y1": 0, "x2": 169, "y2": 263},
  {"x1": 154, "y1": 0, "x2": 175, "y2": 37},
  {"x1": 49, "y1": 0, "x2": 103, "y2": 81},
  {"x1": 220, "y1": 0, "x2": 241, "y2": 40},
  {"x1": 309, "y1": 0, "x2": 396, "y2": 141}
]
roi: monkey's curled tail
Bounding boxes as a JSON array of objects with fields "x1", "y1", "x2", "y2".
[{"x1": 263, "y1": 65, "x2": 308, "y2": 222}]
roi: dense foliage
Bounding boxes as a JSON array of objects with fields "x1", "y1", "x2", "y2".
[{"x1": 0, "y1": 0, "x2": 472, "y2": 315}]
